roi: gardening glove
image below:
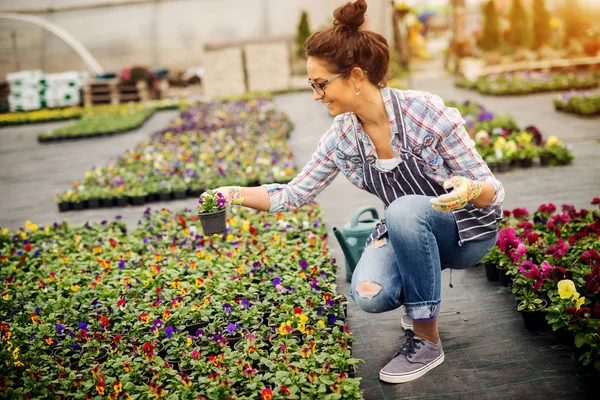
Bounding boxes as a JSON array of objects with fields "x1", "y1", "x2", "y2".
[
  {"x1": 429, "y1": 176, "x2": 482, "y2": 212},
  {"x1": 201, "y1": 186, "x2": 245, "y2": 207}
]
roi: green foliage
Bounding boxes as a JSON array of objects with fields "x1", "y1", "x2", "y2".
[
  {"x1": 532, "y1": 0, "x2": 552, "y2": 50},
  {"x1": 479, "y1": 0, "x2": 501, "y2": 51},
  {"x1": 508, "y1": 0, "x2": 530, "y2": 48},
  {"x1": 296, "y1": 10, "x2": 312, "y2": 58}
]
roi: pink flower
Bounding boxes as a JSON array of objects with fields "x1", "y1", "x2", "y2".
[
  {"x1": 510, "y1": 243, "x2": 527, "y2": 263},
  {"x1": 545, "y1": 238, "x2": 568, "y2": 260},
  {"x1": 538, "y1": 203, "x2": 556, "y2": 215},
  {"x1": 518, "y1": 261, "x2": 538, "y2": 278},
  {"x1": 540, "y1": 261, "x2": 553, "y2": 279},
  {"x1": 512, "y1": 208, "x2": 529, "y2": 219}
]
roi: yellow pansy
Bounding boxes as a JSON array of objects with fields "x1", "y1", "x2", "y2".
[
  {"x1": 546, "y1": 135, "x2": 563, "y2": 147},
  {"x1": 318, "y1": 320, "x2": 326, "y2": 328},
  {"x1": 229, "y1": 217, "x2": 238, "y2": 226},
  {"x1": 557, "y1": 279, "x2": 578, "y2": 299},
  {"x1": 2, "y1": 228, "x2": 8, "y2": 235},
  {"x1": 205, "y1": 254, "x2": 212, "y2": 262},
  {"x1": 576, "y1": 296, "x2": 585, "y2": 310},
  {"x1": 226, "y1": 234, "x2": 234, "y2": 241},
  {"x1": 20, "y1": 231, "x2": 26, "y2": 239}
]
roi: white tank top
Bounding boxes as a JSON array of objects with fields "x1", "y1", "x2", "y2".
[{"x1": 376, "y1": 156, "x2": 401, "y2": 171}]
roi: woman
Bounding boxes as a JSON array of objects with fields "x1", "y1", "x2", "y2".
[{"x1": 201, "y1": 0, "x2": 504, "y2": 384}]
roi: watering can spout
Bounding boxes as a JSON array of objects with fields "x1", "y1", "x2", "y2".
[{"x1": 333, "y1": 227, "x2": 359, "y2": 272}]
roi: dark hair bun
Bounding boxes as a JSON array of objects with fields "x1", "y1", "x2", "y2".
[{"x1": 333, "y1": 0, "x2": 367, "y2": 32}]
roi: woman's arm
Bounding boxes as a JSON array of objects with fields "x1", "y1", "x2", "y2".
[
  {"x1": 426, "y1": 93, "x2": 505, "y2": 209},
  {"x1": 241, "y1": 186, "x2": 270, "y2": 211}
]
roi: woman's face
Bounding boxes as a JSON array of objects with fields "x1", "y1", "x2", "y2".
[{"x1": 307, "y1": 57, "x2": 355, "y2": 115}]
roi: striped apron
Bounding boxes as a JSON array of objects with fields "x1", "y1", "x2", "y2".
[{"x1": 357, "y1": 90, "x2": 502, "y2": 248}]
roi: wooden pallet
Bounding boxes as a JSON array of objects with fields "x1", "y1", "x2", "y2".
[{"x1": 82, "y1": 79, "x2": 151, "y2": 107}]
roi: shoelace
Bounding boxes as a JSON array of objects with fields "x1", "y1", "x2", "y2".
[{"x1": 392, "y1": 329, "x2": 425, "y2": 358}]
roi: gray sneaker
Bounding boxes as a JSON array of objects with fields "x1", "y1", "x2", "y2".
[
  {"x1": 379, "y1": 329, "x2": 444, "y2": 384},
  {"x1": 401, "y1": 306, "x2": 413, "y2": 331}
]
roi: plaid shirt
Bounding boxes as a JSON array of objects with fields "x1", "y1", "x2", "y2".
[{"x1": 264, "y1": 87, "x2": 505, "y2": 213}]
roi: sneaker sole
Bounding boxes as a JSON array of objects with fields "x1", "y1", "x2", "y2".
[
  {"x1": 379, "y1": 352, "x2": 445, "y2": 384},
  {"x1": 400, "y1": 319, "x2": 413, "y2": 331}
]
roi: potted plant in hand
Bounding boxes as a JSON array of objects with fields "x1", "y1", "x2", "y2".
[{"x1": 197, "y1": 190, "x2": 228, "y2": 235}]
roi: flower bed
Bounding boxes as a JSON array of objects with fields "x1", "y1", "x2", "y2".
[
  {"x1": 0, "y1": 99, "x2": 183, "y2": 129},
  {"x1": 0, "y1": 107, "x2": 84, "y2": 127},
  {"x1": 448, "y1": 101, "x2": 574, "y2": 171},
  {"x1": 54, "y1": 99, "x2": 297, "y2": 212},
  {"x1": 0, "y1": 203, "x2": 363, "y2": 398},
  {"x1": 37, "y1": 100, "x2": 182, "y2": 143},
  {"x1": 455, "y1": 71, "x2": 599, "y2": 96},
  {"x1": 481, "y1": 199, "x2": 600, "y2": 371},
  {"x1": 554, "y1": 91, "x2": 600, "y2": 117}
]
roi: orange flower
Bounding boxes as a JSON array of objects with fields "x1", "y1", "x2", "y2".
[
  {"x1": 113, "y1": 382, "x2": 122, "y2": 393},
  {"x1": 95, "y1": 381, "x2": 105, "y2": 395},
  {"x1": 261, "y1": 388, "x2": 273, "y2": 400}
]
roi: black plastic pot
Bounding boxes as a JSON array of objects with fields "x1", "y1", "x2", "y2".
[
  {"x1": 497, "y1": 162, "x2": 510, "y2": 173},
  {"x1": 130, "y1": 195, "x2": 145, "y2": 206},
  {"x1": 519, "y1": 158, "x2": 534, "y2": 168},
  {"x1": 553, "y1": 328, "x2": 575, "y2": 346},
  {"x1": 198, "y1": 209, "x2": 227, "y2": 235},
  {"x1": 115, "y1": 197, "x2": 129, "y2": 207},
  {"x1": 158, "y1": 193, "x2": 171, "y2": 201},
  {"x1": 101, "y1": 198, "x2": 115, "y2": 208},
  {"x1": 519, "y1": 300, "x2": 549, "y2": 330},
  {"x1": 85, "y1": 198, "x2": 100, "y2": 209},
  {"x1": 72, "y1": 201, "x2": 84, "y2": 210},
  {"x1": 485, "y1": 263, "x2": 499, "y2": 282},
  {"x1": 58, "y1": 202, "x2": 71, "y2": 212},
  {"x1": 187, "y1": 188, "x2": 203, "y2": 197},
  {"x1": 173, "y1": 190, "x2": 187, "y2": 200},
  {"x1": 497, "y1": 266, "x2": 512, "y2": 286},
  {"x1": 540, "y1": 154, "x2": 553, "y2": 167},
  {"x1": 145, "y1": 193, "x2": 158, "y2": 203}
]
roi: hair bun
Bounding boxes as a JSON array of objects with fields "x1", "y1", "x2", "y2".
[{"x1": 333, "y1": 0, "x2": 367, "y2": 32}]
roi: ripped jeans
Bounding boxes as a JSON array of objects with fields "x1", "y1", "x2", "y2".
[{"x1": 349, "y1": 195, "x2": 497, "y2": 319}]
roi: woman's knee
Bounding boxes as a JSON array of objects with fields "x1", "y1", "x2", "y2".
[
  {"x1": 350, "y1": 280, "x2": 399, "y2": 314},
  {"x1": 385, "y1": 195, "x2": 432, "y2": 229}
]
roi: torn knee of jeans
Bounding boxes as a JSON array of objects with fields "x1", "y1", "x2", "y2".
[
  {"x1": 356, "y1": 281, "x2": 382, "y2": 298},
  {"x1": 373, "y1": 238, "x2": 387, "y2": 248}
]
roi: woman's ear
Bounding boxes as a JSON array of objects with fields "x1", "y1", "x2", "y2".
[{"x1": 350, "y1": 67, "x2": 366, "y2": 84}]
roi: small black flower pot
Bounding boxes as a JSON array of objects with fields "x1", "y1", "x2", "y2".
[
  {"x1": 159, "y1": 193, "x2": 171, "y2": 201},
  {"x1": 247, "y1": 180, "x2": 261, "y2": 187},
  {"x1": 540, "y1": 154, "x2": 553, "y2": 167},
  {"x1": 115, "y1": 197, "x2": 129, "y2": 207},
  {"x1": 519, "y1": 158, "x2": 534, "y2": 168},
  {"x1": 130, "y1": 195, "x2": 145, "y2": 206},
  {"x1": 173, "y1": 190, "x2": 187, "y2": 200},
  {"x1": 184, "y1": 322, "x2": 209, "y2": 335},
  {"x1": 72, "y1": 201, "x2": 84, "y2": 210},
  {"x1": 497, "y1": 266, "x2": 511, "y2": 286},
  {"x1": 101, "y1": 198, "x2": 115, "y2": 208},
  {"x1": 485, "y1": 263, "x2": 499, "y2": 282},
  {"x1": 497, "y1": 162, "x2": 510, "y2": 173},
  {"x1": 145, "y1": 193, "x2": 158, "y2": 203},
  {"x1": 553, "y1": 328, "x2": 575, "y2": 346},
  {"x1": 198, "y1": 209, "x2": 227, "y2": 236},
  {"x1": 519, "y1": 305, "x2": 549, "y2": 331},
  {"x1": 58, "y1": 202, "x2": 71, "y2": 212},
  {"x1": 187, "y1": 188, "x2": 203, "y2": 197},
  {"x1": 85, "y1": 198, "x2": 100, "y2": 209}
]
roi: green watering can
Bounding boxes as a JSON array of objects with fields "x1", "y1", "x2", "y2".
[{"x1": 333, "y1": 206, "x2": 380, "y2": 282}]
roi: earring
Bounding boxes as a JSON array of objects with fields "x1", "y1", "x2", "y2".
[{"x1": 356, "y1": 90, "x2": 360, "y2": 96}]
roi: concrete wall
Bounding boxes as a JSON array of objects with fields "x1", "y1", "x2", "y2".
[{"x1": 0, "y1": 0, "x2": 393, "y2": 79}]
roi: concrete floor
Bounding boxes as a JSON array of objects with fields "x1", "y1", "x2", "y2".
[{"x1": 0, "y1": 62, "x2": 599, "y2": 399}]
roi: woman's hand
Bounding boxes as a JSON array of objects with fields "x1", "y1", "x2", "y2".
[
  {"x1": 201, "y1": 186, "x2": 245, "y2": 207},
  {"x1": 429, "y1": 176, "x2": 483, "y2": 212}
]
